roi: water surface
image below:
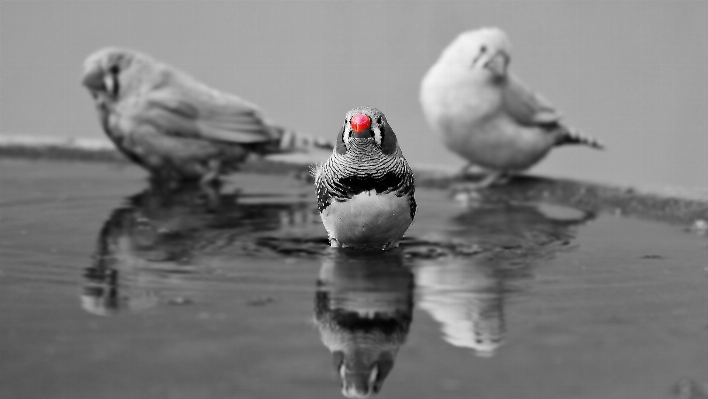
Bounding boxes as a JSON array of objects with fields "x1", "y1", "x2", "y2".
[{"x1": 1, "y1": 158, "x2": 707, "y2": 399}]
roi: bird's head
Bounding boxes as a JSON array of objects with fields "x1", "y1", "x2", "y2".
[
  {"x1": 335, "y1": 107, "x2": 400, "y2": 157},
  {"x1": 81, "y1": 47, "x2": 155, "y2": 101},
  {"x1": 441, "y1": 27, "x2": 512, "y2": 78},
  {"x1": 333, "y1": 350, "x2": 395, "y2": 398}
]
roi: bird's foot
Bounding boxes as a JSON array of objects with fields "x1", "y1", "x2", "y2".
[
  {"x1": 457, "y1": 163, "x2": 487, "y2": 180},
  {"x1": 450, "y1": 171, "x2": 511, "y2": 205},
  {"x1": 451, "y1": 171, "x2": 507, "y2": 191}
]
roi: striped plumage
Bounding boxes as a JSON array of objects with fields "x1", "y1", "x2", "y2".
[
  {"x1": 313, "y1": 107, "x2": 416, "y2": 250},
  {"x1": 81, "y1": 47, "x2": 332, "y2": 183}
]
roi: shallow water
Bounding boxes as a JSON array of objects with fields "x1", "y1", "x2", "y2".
[{"x1": 1, "y1": 158, "x2": 707, "y2": 399}]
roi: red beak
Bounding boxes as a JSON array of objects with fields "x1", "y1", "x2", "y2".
[{"x1": 350, "y1": 114, "x2": 371, "y2": 133}]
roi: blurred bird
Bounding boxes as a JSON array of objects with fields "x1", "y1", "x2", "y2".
[
  {"x1": 415, "y1": 201, "x2": 592, "y2": 357},
  {"x1": 82, "y1": 182, "x2": 320, "y2": 316},
  {"x1": 313, "y1": 107, "x2": 416, "y2": 250},
  {"x1": 420, "y1": 27, "x2": 604, "y2": 187},
  {"x1": 415, "y1": 258, "x2": 505, "y2": 358},
  {"x1": 81, "y1": 47, "x2": 332, "y2": 183}
]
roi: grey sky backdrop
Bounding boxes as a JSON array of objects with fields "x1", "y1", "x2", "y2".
[{"x1": 1, "y1": 1, "x2": 706, "y2": 189}]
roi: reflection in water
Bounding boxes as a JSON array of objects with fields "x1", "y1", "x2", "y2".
[
  {"x1": 82, "y1": 252, "x2": 159, "y2": 317},
  {"x1": 314, "y1": 248, "x2": 413, "y2": 398},
  {"x1": 416, "y1": 258, "x2": 505, "y2": 357},
  {"x1": 416, "y1": 202, "x2": 592, "y2": 357},
  {"x1": 82, "y1": 183, "x2": 318, "y2": 315}
]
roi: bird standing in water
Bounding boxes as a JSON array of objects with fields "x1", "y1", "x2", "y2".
[
  {"x1": 313, "y1": 107, "x2": 416, "y2": 250},
  {"x1": 420, "y1": 27, "x2": 603, "y2": 187},
  {"x1": 81, "y1": 47, "x2": 332, "y2": 184}
]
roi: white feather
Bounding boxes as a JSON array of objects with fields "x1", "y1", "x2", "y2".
[{"x1": 320, "y1": 190, "x2": 413, "y2": 249}]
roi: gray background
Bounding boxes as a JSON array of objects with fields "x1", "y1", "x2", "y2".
[{"x1": 1, "y1": 1, "x2": 706, "y2": 188}]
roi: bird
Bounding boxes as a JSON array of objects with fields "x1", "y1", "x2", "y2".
[
  {"x1": 81, "y1": 47, "x2": 333, "y2": 184},
  {"x1": 312, "y1": 107, "x2": 416, "y2": 250},
  {"x1": 420, "y1": 27, "x2": 604, "y2": 187}
]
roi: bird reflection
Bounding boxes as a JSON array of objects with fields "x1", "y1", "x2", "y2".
[
  {"x1": 82, "y1": 182, "x2": 319, "y2": 315},
  {"x1": 416, "y1": 257, "x2": 506, "y2": 357},
  {"x1": 416, "y1": 201, "x2": 592, "y2": 357},
  {"x1": 314, "y1": 248, "x2": 413, "y2": 398}
]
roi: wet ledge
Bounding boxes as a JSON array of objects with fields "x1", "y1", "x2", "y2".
[{"x1": 1, "y1": 135, "x2": 706, "y2": 227}]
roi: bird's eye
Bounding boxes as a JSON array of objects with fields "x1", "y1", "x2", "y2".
[
  {"x1": 376, "y1": 116, "x2": 382, "y2": 125},
  {"x1": 480, "y1": 45, "x2": 487, "y2": 53},
  {"x1": 109, "y1": 65, "x2": 120, "y2": 75}
]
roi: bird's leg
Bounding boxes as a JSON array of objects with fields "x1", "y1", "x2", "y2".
[
  {"x1": 198, "y1": 160, "x2": 224, "y2": 209},
  {"x1": 199, "y1": 180, "x2": 223, "y2": 211},
  {"x1": 490, "y1": 171, "x2": 512, "y2": 185},
  {"x1": 458, "y1": 163, "x2": 486, "y2": 179},
  {"x1": 476, "y1": 170, "x2": 509, "y2": 188},
  {"x1": 450, "y1": 170, "x2": 508, "y2": 199},
  {"x1": 200, "y1": 159, "x2": 222, "y2": 187}
]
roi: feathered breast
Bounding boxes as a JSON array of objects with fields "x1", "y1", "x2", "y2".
[{"x1": 315, "y1": 141, "x2": 416, "y2": 219}]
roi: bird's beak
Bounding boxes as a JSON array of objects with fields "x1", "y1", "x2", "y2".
[
  {"x1": 340, "y1": 365, "x2": 379, "y2": 398},
  {"x1": 82, "y1": 65, "x2": 107, "y2": 92},
  {"x1": 350, "y1": 113, "x2": 373, "y2": 139},
  {"x1": 483, "y1": 50, "x2": 510, "y2": 76}
]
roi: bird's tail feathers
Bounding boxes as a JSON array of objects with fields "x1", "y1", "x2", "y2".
[
  {"x1": 555, "y1": 127, "x2": 605, "y2": 150},
  {"x1": 266, "y1": 124, "x2": 334, "y2": 154}
]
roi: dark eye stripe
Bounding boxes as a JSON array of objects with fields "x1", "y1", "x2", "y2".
[{"x1": 335, "y1": 125, "x2": 347, "y2": 155}]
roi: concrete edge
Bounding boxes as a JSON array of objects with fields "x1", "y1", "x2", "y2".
[{"x1": 1, "y1": 134, "x2": 706, "y2": 227}]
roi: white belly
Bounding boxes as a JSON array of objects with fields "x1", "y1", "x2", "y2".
[
  {"x1": 445, "y1": 117, "x2": 555, "y2": 171},
  {"x1": 421, "y1": 66, "x2": 554, "y2": 171},
  {"x1": 320, "y1": 190, "x2": 413, "y2": 249}
]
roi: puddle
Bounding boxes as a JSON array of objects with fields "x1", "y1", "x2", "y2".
[{"x1": 1, "y1": 158, "x2": 707, "y2": 399}]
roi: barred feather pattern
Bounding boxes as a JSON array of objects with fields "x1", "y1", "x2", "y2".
[{"x1": 314, "y1": 139, "x2": 416, "y2": 220}]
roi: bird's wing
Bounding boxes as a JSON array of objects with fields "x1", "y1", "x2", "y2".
[
  {"x1": 502, "y1": 74, "x2": 563, "y2": 126},
  {"x1": 137, "y1": 80, "x2": 278, "y2": 144}
]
